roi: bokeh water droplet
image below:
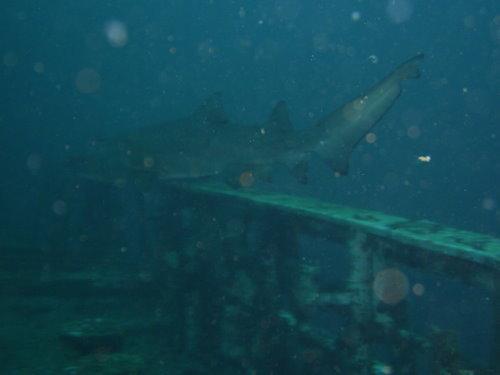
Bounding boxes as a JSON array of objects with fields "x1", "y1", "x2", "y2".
[
  {"x1": 104, "y1": 20, "x2": 128, "y2": 48},
  {"x1": 386, "y1": 0, "x2": 414, "y2": 24},
  {"x1": 52, "y1": 200, "x2": 68, "y2": 216},
  {"x1": 75, "y1": 68, "x2": 101, "y2": 94}
]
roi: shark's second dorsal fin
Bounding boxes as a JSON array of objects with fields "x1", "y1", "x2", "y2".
[
  {"x1": 194, "y1": 92, "x2": 229, "y2": 127},
  {"x1": 267, "y1": 100, "x2": 292, "y2": 135}
]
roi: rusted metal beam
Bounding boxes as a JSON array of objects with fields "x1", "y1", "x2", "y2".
[{"x1": 171, "y1": 182, "x2": 500, "y2": 285}]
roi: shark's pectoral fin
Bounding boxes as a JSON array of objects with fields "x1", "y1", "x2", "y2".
[{"x1": 291, "y1": 160, "x2": 309, "y2": 184}]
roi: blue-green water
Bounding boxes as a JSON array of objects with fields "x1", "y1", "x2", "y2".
[{"x1": 0, "y1": 1, "x2": 499, "y2": 374}]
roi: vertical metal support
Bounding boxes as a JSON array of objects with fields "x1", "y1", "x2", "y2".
[
  {"x1": 160, "y1": 184, "x2": 500, "y2": 373},
  {"x1": 373, "y1": 240, "x2": 417, "y2": 374},
  {"x1": 218, "y1": 209, "x2": 258, "y2": 371},
  {"x1": 248, "y1": 210, "x2": 303, "y2": 373},
  {"x1": 346, "y1": 230, "x2": 372, "y2": 374},
  {"x1": 493, "y1": 275, "x2": 500, "y2": 372}
]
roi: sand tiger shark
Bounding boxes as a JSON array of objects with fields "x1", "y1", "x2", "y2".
[{"x1": 72, "y1": 54, "x2": 424, "y2": 188}]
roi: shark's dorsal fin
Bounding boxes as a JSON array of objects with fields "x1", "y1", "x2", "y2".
[
  {"x1": 267, "y1": 100, "x2": 292, "y2": 134},
  {"x1": 194, "y1": 92, "x2": 229, "y2": 126}
]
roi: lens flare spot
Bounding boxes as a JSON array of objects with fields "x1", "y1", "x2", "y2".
[
  {"x1": 373, "y1": 268, "x2": 409, "y2": 305},
  {"x1": 104, "y1": 20, "x2": 128, "y2": 48},
  {"x1": 412, "y1": 283, "x2": 425, "y2": 296},
  {"x1": 52, "y1": 200, "x2": 68, "y2": 216},
  {"x1": 143, "y1": 156, "x2": 155, "y2": 169},
  {"x1": 239, "y1": 171, "x2": 255, "y2": 187},
  {"x1": 386, "y1": 0, "x2": 414, "y2": 24},
  {"x1": 482, "y1": 198, "x2": 496, "y2": 211},
  {"x1": 34, "y1": 62, "x2": 45, "y2": 74},
  {"x1": 3, "y1": 51, "x2": 18, "y2": 67},
  {"x1": 27, "y1": 153, "x2": 42, "y2": 172},
  {"x1": 75, "y1": 68, "x2": 101, "y2": 94},
  {"x1": 366, "y1": 132, "x2": 377, "y2": 144},
  {"x1": 407, "y1": 125, "x2": 421, "y2": 139}
]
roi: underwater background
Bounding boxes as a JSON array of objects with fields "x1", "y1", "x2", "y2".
[{"x1": 1, "y1": 0, "x2": 499, "y2": 374}]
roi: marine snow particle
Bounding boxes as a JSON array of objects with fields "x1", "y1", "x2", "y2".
[
  {"x1": 368, "y1": 54, "x2": 379, "y2": 64},
  {"x1": 52, "y1": 200, "x2": 68, "y2": 216}
]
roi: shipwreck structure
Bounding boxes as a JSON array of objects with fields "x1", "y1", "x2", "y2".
[
  {"x1": 157, "y1": 182, "x2": 500, "y2": 374},
  {"x1": 1, "y1": 182, "x2": 499, "y2": 374}
]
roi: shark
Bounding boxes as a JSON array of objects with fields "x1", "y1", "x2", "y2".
[{"x1": 72, "y1": 53, "x2": 424, "y2": 188}]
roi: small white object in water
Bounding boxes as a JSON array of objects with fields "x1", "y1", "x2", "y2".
[{"x1": 417, "y1": 155, "x2": 431, "y2": 163}]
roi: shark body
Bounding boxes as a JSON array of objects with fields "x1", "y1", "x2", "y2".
[{"x1": 74, "y1": 54, "x2": 424, "y2": 187}]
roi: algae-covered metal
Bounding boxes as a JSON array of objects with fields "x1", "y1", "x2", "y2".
[{"x1": 177, "y1": 182, "x2": 500, "y2": 279}]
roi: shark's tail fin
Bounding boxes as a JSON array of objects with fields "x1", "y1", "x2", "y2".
[{"x1": 392, "y1": 53, "x2": 424, "y2": 81}]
